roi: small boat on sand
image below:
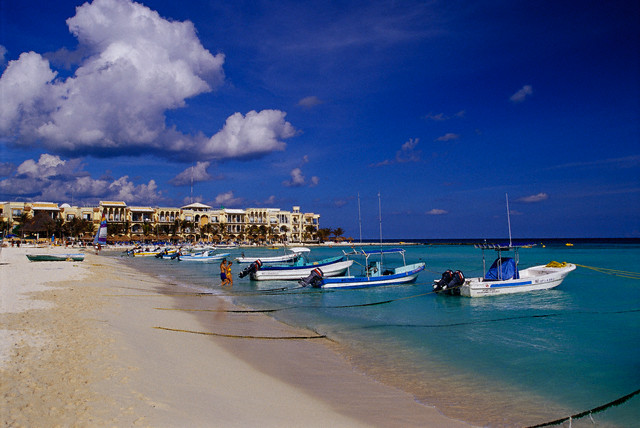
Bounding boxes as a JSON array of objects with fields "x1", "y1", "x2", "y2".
[{"x1": 27, "y1": 253, "x2": 85, "y2": 262}]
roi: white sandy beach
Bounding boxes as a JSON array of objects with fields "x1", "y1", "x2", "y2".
[{"x1": 0, "y1": 245, "x2": 470, "y2": 427}]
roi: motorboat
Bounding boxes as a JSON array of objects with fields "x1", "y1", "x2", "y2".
[
  {"x1": 301, "y1": 248, "x2": 425, "y2": 289},
  {"x1": 433, "y1": 243, "x2": 576, "y2": 297},
  {"x1": 239, "y1": 254, "x2": 353, "y2": 280},
  {"x1": 178, "y1": 250, "x2": 230, "y2": 262},
  {"x1": 235, "y1": 247, "x2": 309, "y2": 264}
]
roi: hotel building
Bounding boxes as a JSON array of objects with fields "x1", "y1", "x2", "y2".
[{"x1": 0, "y1": 201, "x2": 320, "y2": 244}]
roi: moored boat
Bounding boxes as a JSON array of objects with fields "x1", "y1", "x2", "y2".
[
  {"x1": 239, "y1": 254, "x2": 353, "y2": 280},
  {"x1": 178, "y1": 250, "x2": 230, "y2": 262},
  {"x1": 303, "y1": 248, "x2": 425, "y2": 289},
  {"x1": 433, "y1": 243, "x2": 576, "y2": 297},
  {"x1": 235, "y1": 247, "x2": 309, "y2": 264}
]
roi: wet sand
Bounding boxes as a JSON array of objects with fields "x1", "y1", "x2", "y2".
[{"x1": 0, "y1": 246, "x2": 470, "y2": 426}]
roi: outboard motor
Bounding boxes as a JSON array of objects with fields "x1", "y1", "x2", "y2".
[
  {"x1": 170, "y1": 250, "x2": 181, "y2": 260},
  {"x1": 445, "y1": 270, "x2": 465, "y2": 295},
  {"x1": 299, "y1": 268, "x2": 324, "y2": 288},
  {"x1": 238, "y1": 260, "x2": 262, "y2": 278},
  {"x1": 449, "y1": 270, "x2": 465, "y2": 287},
  {"x1": 433, "y1": 270, "x2": 453, "y2": 292}
]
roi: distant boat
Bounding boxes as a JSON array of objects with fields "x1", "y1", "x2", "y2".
[
  {"x1": 129, "y1": 247, "x2": 163, "y2": 257},
  {"x1": 565, "y1": 242, "x2": 574, "y2": 247},
  {"x1": 304, "y1": 248, "x2": 425, "y2": 289},
  {"x1": 178, "y1": 250, "x2": 230, "y2": 262},
  {"x1": 235, "y1": 247, "x2": 309, "y2": 264},
  {"x1": 433, "y1": 244, "x2": 575, "y2": 297},
  {"x1": 27, "y1": 253, "x2": 85, "y2": 262}
]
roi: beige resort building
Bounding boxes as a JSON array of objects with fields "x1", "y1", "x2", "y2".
[{"x1": 0, "y1": 201, "x2": 320, "y2": 244}]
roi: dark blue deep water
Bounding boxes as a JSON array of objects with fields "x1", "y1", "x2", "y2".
[{"x1": 116, "y1": 240, "x2": 640, "y2": 427}]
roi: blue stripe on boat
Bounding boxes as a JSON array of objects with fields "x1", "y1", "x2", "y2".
[{"x1": 489, "y1": 280, "x2": 533, "y2": 288}]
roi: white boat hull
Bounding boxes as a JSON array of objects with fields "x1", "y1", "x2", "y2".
[
  {"x1": 235, "y1": 253, "x2": 299, "y2": 264},
  {"x1": 461, "y1": 263, "x2": 576, "y2": 297},
  {"x1": 320, "y1": 263, "x2": 425, "y2": 289},
  {"x1": 179, "y1": 252, "x2": 230, "y2": 262},
  {"x1": 251, "y1": 260, "x2": 353, "y2": 281}
]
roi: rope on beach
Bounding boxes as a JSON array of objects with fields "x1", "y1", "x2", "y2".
[
  {"x1": 526, "y1": 387, "x2": 640, "y2": 427},
  {"x1": 153, "y1": 326, "x2": 327, "y2": 340},
  {"x1": 575, "y1": 264, "x2": 640, "y2": 279}
]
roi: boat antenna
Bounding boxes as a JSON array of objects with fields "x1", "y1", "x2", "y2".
[
  {"x1": 506, "y1": 193, "x2": 512, "y2": 248},
  {"x1": 357, "y1": 193, "x2": 362, "y2": 244}
]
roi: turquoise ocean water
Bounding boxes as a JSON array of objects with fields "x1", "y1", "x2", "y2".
[{"x1": 117, "y1": 240, "x2": 640, "y2": 427}]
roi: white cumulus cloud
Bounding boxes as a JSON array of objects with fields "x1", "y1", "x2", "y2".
[
  {"x1": 214, "y1": 191, "x2": 243, "y2": 207},
  {"x1": 0, "y1": 0, "x2": 296, "y2": 162},
  {"x1": 171, "y1": 162, "x2": 212, "y2": 186},
  {"x1": 0, "y1": 153, "x2": 162, "y2": 204},
  {"x1": 203, "y1": 110, "x2": 295, "y2": 159}
]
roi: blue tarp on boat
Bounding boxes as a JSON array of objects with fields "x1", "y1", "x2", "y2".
[{"x1": 484, "y1": 257, "x2": 519, "y2": 280}]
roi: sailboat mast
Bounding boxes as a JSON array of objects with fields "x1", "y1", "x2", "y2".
[
  {"x1": 358, "y1": 192, "x2": 362, "y2": 244},
  {"x1": 378, "y1": 192, "x2": 383, "y2": 265},
  {"x1": 506, "y1": 193, "x2": 512, "y2": 248},
  {"x1": 190, "y1": 163, "x2": 194, "y2": 204}
]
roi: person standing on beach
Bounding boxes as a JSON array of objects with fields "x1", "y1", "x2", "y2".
[{"x1": 220, "y1": 259, "x2": 228, "y2": 286}]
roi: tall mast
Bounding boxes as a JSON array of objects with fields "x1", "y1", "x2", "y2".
[
  {"x1": 506, "y1": 193, "x2": 512, "y2": 248},
  {"x1": 357, "y1": 192, "x2": 362, "y2": 244},
  {"x1": 190, "y1": 163, "x2": 194, "y2": 204},
  {"x1": 378, "y1": 191, "x2": 383, "y2": 254}
]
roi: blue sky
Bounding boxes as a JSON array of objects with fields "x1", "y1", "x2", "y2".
[{"x1": 0, "y1": 0, "x2": 638, "y2": 239}]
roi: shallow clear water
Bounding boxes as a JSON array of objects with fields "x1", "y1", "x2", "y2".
[{"x1": 117, "y1": 242, "x2": 640, "y2": 427}]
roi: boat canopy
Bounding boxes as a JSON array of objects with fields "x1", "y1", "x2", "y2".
[
  {"x1": 344, "y1": 248, "x2": 405, "y2": 256},
  {"x1": 485, "y1": 257, "x2": 519, "y2": 281},
  {"x1": 289, "y1": 247, "x2": 311, "y2": 253},
  {"x1": 474, "y1": 243, "x2": 535, "y2": 250}
]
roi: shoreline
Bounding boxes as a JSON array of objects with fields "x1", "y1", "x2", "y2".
[{"x1": 0, "y1": 246, "x2": 470, "y2": 426}]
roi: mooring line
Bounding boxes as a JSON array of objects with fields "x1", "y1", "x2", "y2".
[
  {"x1": 153, "y1": 326, "x2": 327, "y2": 340},
  {"x1": 526, "y1": 387, "x2": 640, "y2": 427},
  {"x1": 339, "y1": 308, "x2": 640, "y2": 331},
  {"x1": 575, "y1": 264, "x2": 640, "y2": 279},
  {"x1": 152, "y1": 289, "x2": 439, "y2": 313},
  {"x1": 155, "y1": 307, "x2": 286, "y2": 313}
]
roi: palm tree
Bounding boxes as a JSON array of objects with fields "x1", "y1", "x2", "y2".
[
  {"x1": 16, "y1": 212, "x2": 30, "y2": 238},
  {"x1": 317, "y1": 228, "x2": 332, "y2": 242},
  {"x1": 305, "y1": 225, "x2": 318, "y2": 242},
  {"x1": 332, "y1": 227, "x2": 345, "y2": 242},
  {"x1": 279, "y1": 225, "x2": 289, "y2": 244},
  {"x1": 247, "y1": 225, "x2": 259, "y2": 244},
  {"x1": 22, "y1": 212, "x2": 56, "y2": 240},
  {"x1": 1, "y1": 218, "x2": 12, "y2": 237}
]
